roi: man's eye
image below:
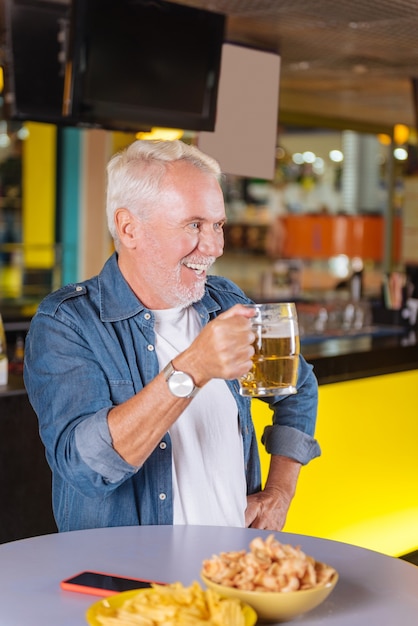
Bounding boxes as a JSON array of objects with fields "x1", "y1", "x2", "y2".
[
  {"x1": 214, "y1": 222, "x2": 225, "y2": 232},
  {"x1": 190, "y1": 222, "x2": 200, "y2": 230}
]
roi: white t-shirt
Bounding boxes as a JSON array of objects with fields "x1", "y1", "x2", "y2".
[{"x1": 152, "y1": 306, "x2": 247, "y2": 527}]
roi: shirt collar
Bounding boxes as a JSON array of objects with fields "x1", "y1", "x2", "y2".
[{"x1": 98, "y1": 253, "x2": 145, "y2": 322}]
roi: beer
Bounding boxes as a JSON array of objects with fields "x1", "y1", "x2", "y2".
[
  {"x1": 240, "y1": 335, "x2": 300, "y2": 397},
  {"x1": 238, "y1": 302, "x2": 300, "y2": 397}
]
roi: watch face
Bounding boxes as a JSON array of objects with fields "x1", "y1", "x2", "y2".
[{"x1": 168, "y1": 370, "x2": 195, "y2": 398}]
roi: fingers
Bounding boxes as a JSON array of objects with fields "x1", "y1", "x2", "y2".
[
  {"x1": 245, "y1": 493, "x2": 286, "y2": 531},
  {"x1": 217, "y1": 303, "x2": 256, "y2": 321},
  {"x1": 209, "y1": 315, "x2": 255, "y2": 378},
  {"x1": 244, "y1": 500, "x2": 258, "y2": 528},
  {"x1": 177, "y1": 304, "x2": 256, "y2": 385}
]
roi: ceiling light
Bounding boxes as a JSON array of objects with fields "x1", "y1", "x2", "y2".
[
  {"x1": 17, "y1": 126, "x2": 29, "y2": 140},
  {"x1": 378, "y1": 134, "x2": 391, "y2": 146},
  {"x1": 329, "y1": 149, "x2": 343, "y2": 162},
  {"x1": 303, "y1": 151, "x2": 316, "y2": 163},
  {"x1": 313, "y1": 157, "x2": 325, "y2": 174},
  {"x1": 393, "y1": 124, "x2": 409, "y2": 145},
  {"x1": 0, "y1": 133, "x2": 10, "y2": 148},
  {"x1": 136, "y1": 128, "x2": 184, "y2": 141},
  {"x1": 393, "y1": 147, "x2": 408, "y2": 160}
]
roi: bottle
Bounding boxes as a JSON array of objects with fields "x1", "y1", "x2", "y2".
[
  {"x1": 0, "y1": 314, "x2": 8, "y2": 386},
  {"x1": 10, "y1": 334, "x2": 24, "y2": 374}
]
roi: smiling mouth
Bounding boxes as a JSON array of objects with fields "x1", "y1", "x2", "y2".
[{"x1": 184, "y1": 262, "x2": 209, "y2": 276}]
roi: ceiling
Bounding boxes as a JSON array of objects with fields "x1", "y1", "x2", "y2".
[
  {"x1": 2, "y1": 0, "x2": 418, "y2": 134},
  {"x1": 173, "y1": 0, "x2": 418, "y2": 134}
]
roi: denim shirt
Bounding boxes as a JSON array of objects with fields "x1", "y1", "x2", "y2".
[{"x1": 24, "y1": 253, "x2": 320, "y2": 531}]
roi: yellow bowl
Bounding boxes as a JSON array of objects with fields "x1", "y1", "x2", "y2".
[
  {"x1": 86, "y1": 586, "x2": 258, "y2": 626},
  {"x1": 201, "y1": 569, "x2": 339, "y2": 623}
]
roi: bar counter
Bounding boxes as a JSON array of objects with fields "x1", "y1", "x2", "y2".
[
  {"x1": 2, "y1": 325, "x2": 417, "y2": 396},
  {"x1": 302, "y1": 327, "x2": 418, "y2": 384}
]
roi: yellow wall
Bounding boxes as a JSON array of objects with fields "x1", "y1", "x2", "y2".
[
  {"x1": 21, "y1": 126, "x2": 130, "y2": 283},
  {"x1": 252, "y1": 369, "x2": 418, "y2": 556},
  {"x1": 22, "y1": 122, "x2": 56, "y2": 268},
  {"x1": 0, "y1": 122, "x2": 56, "y2": 302}
]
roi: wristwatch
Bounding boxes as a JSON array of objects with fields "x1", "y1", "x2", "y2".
[{"x1": 163, "y1": 361, "x2": 200, "y2": 398}]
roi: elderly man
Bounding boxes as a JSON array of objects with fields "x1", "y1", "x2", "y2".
[{"x1": 24, "y1": 140, "x2": 320, "y2": 533}]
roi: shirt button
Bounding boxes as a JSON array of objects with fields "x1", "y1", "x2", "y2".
[
  {"x1": 159, "y1": 442, "x2": 167, "y2": 450},
  {"x1": 144, "y1": 313, "x2": 151, "y2": 320},
  {"x1": 75, "y1": 285, "x2": 83, "y2": 292},
  {"x1": 147, "y1": 345, "x2": 154, "y2": 351},
  {"x1": 159, "y1": 493, "x2": 166, "y2": 501}
]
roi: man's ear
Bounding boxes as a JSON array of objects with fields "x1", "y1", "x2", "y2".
[{"x1": 114, "y1": 208, "x2": 139, "y2": 248}]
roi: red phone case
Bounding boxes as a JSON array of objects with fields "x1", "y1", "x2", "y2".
[{"x1": 60, "y1": 570, "x2": 163, "y2": 597}]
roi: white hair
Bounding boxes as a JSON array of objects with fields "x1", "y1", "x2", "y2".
[{"x1": 106, "y1": 139, "x2": 222, "y2": 247}]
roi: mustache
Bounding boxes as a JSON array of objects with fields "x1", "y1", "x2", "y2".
[{"x1": 182, "y1": 256, "x2": 216, "y2": 267}]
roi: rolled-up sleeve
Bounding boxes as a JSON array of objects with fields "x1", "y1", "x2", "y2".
[{"x1": 75, "y1": 407, "x2": 139, "y2": 483}]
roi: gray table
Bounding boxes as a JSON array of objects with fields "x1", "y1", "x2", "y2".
[{"x1": 0, "y1": 525, "x2": 417, "y2": 625}]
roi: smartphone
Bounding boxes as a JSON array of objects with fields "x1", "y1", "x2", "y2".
[{"x1": 60, "y1": 570, "x2": 166, "y2": 597}]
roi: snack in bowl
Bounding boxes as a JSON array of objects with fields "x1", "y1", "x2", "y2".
[
  {"x1": 86, "y1": 581, "x2": 257, "y2": 626},
  {"x1": 201, "y1": 534, "x2": 338, "y2": 622}
]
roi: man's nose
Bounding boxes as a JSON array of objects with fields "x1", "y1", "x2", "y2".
[{"x1": 198, "y1": 228, "x2": 224, "y2": 256}]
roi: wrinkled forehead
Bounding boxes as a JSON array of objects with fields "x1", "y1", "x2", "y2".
[{"x1": 152, "y1": 163, "x2": 226, "y2": 222}]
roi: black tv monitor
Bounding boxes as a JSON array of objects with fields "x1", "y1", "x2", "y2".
[
  {"x1": 3, "y1": 0, "x2": 71, "y2": 125},
  {"x1": 65, "y1": 0, "x2": 225, "y2": 132}
]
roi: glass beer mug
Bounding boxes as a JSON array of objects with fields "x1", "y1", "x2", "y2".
[{"x1": 239, "y1": 302, "x2": 300, "y2": 397}]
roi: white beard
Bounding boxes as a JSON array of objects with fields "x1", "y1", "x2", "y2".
[{"x1": 164, "y1": 264, "x2": 207, "y2": 308}]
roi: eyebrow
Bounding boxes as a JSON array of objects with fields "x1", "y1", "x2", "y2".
[{"x1": 184, "y1": 215, "x2": 227, "y2": 223}]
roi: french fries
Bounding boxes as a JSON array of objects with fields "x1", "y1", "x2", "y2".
[
  {"x1": 93, "y1": 581, "x2": 248, "y2": 626},
  {"x1": 202, "y1": 534, "x2": 337, "y2": 593}
]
